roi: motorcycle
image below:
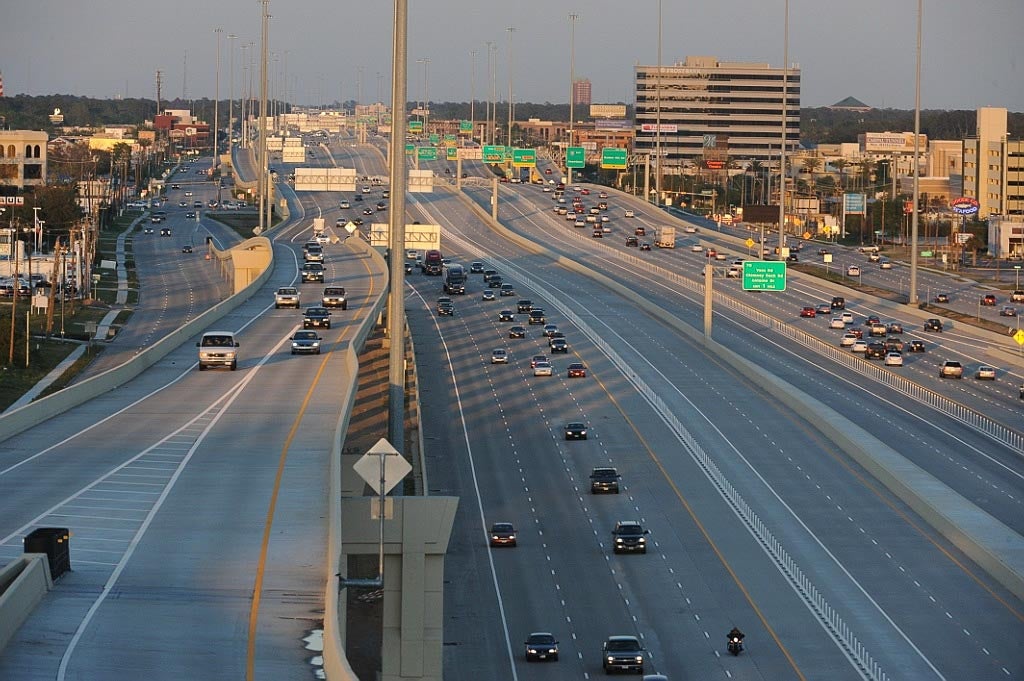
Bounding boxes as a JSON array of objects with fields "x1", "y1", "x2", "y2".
[
  {"x1": 1019, "y1": 385, "x2": 1024, "y2": 400},
  {"x1": 727, "y1": 637, "x2": 744, "y2": 656}
]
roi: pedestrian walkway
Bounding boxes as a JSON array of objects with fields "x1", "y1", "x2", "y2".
[{"x1": 2, "y1": 343, "x2": 87, "y2": 413}]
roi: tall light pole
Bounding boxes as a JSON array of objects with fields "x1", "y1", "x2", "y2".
[
  {"x1": 470, "y1": 49, "x2": 477, "y2": 141},
  {"x1": 908, "y1": 0, "x2": 923, "y2": 305},
  {"x1": 507, "y1": 26, "x2": 515, "y2": 146},
  {"x1": 357, "y1": 66, "x2": 364, "y2": 106},
  {"x1": 386, "y1": 0, "x2": 410, "y2": 458},
  {"x1": 228, "y1": 34, "x2": 237, "y2": 145},
  {"x1": 212, "y1": 28, "x2": 222, "y2": 172},
  {"x1": 257, "y1": 0, "x2": 269, "y2": 234},
  {"x1": 567, "y1": 12, "x2": 579, "y2": 184},
  {"x1": 486, "y1": 41, "x2": 495, "y2": 144},
  {"x1": 778, "y1": 0, "x2": 789, "y2": 253},
  {"x1": 416, "y1": 58, "x2": 430, "y2": 132},
  {"x1": 654, "y1": 0, "x2": 663, "y2": 206}
]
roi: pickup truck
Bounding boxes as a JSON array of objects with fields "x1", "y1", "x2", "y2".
[
  {"x1": 590, "y1": 467, "x2": 621, "y2": 494},
  {"x1": 602, "y1": 636, "x2": 645, "y2": 674},
  {"x1": 274, "y1": 287, "x2": 301, "y2": 309},
  {"x1": 321, "y1": 287, "x2": 348, "y2": 310}
]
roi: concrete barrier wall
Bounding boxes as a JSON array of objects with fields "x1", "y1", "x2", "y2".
[
  {"x1": 0, "y1": 237, "x2": 275, "y2": 444},
  {"x1": 453, "y1": 187, "x2": 1024, "y2": 602},
  {"x1": 323, "y1": 237, "x2": 390, "y2": 681},
  {"x1": 0, "y1": 555, "x2": 52, "y2": 654}
]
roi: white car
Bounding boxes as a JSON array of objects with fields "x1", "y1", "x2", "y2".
[
  {"x1": 714, "y1": 253, "x2": 727, "y2": 261},
  {"x1": 339, "y1": 201, "x2": 351, "y2": 209},
  {"x1": 884, "y1": 352, "x2": 904, "y2": 367},
  {"x1": 847, "y1": 265, "x2": 861, "y2": 276},
  {"x1": 851, "y1": 340, "x2": 868, "y2": 353},
  {"x1": 624, "y1": 210, "x2": 635, "y2": 218},
  {"x1": 839, "y1": 333, "x2": 859, "y2": 347},
  {"x1": 533, "y1": 361, "x2": 553, "y2": 377},
  {"x1": 482, "y1": 290, "x2": 495, "y2": 301},
  {"x1": 690, "y1": 244, "x2": 703, "y2": 252},
  {"x1": 491, "y1": 349, "x2": 509, "y2": 364},
  {"x1": 828, "y1": 317, "x2": 845, "y2": 329},
  {"x1": 879, "y1": 260, "x2": 893, "y2": 269},
  {"x1": 841, "y1": 311, "x2": 854, "y2": 324},
  {"x1": 683, "y1": 226, "x2": 698, "y2": 233}
]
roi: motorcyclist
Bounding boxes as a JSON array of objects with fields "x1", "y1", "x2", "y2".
[{"x1": 727, "y1": 627, "x2": 745, "y2": 644}]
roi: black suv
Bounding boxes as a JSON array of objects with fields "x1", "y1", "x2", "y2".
[
  {"x1": 517, "y1": 299, "x2": 533, "y2": 313},
  {"x1": 611, "y1": 521, "x2": 649, "y2": 554},
  {"x1": 602, "y1": 636, "x2": 645, "y2": 674},
  {"x1": 590, "y1": 467, "x2": 620, "y2": 494},
  {"x1": 924, "y1": 318, "x2": 943, "y2": 332},
  {"x1": 831, "y1": 296, "x2": 845, "y2": 309},
  {"x1": 303, "y1": 306, "x2": 331, "y2": 329},
  {"x1": 528, "y1": 310, "x2": 546, "y2": 325}
]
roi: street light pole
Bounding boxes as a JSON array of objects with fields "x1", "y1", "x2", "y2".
[
  {"x1": 257, "y1": 0, "x2": 269, "y2": 234},
  {"x1": 228, "y1": 34, "x2": 237, "y2": 146},
  {"x1": 567, "y1": 12, "x2": 579, "y2": 184},
  {"x1": 507, "y1": 27, "x2": 515, "y2": 147},
  {"x1": 654, "y1": 0, "x2": 663, "y2": 207},
  {"x1": 213, "y1": 28, "x2": 222, "y2": 173},
  {"x1": 778, "y1": 0, "x2": 789, "y2": 255},
  {"x1": 387, "y1": 0, "x2": 409, "y2": 460},
  {"x1": 470, "y1": 50, "x2": 477, "y2": 142},
  {"x1": 908, "y1": 0, "x2": 923, "y2": 305}
]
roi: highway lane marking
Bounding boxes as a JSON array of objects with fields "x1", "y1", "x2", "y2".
[{"x1": 245, "y1": 207, "x2": 379, "y2": 681}]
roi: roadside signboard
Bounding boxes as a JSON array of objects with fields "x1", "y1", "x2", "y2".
[
  {"x1": 482, "y1": 145, "x2": 505, "y2": 164},
  {"x1": 843, "y1": 193, "x2": 867, "y2": 215},
  {"x1": 459, "y1": 120, "x2": 473, "y2": 133},
  {"x1": 601, "y1": 148, "x2": 628, "y2": 170},
  {"x1": 458, "y1": 147, "x2": 483, "y2": 160},
  {"x1": 566, "y1": 146, "x2": 586, "y2": 169},
  {"x1": 405, "y1": 143, "x2": 415, "y2": 155},
  {"x1": 443, "y1": 134, "x2": 456, "y2": 142},
  {"x1": 408, "y1": 120, "x2": 423, "y2": 133},
  {"x1": 429, "y1": 133, "x2": 440, "y2": 145},
  {"x1": 446, "y1": 146, "x2": 458, "y2": 160},
  {"x1": 512, "y1": 148, "x2": 536, "y2": 168},
  {"x1": 742, "y1": 261, "x2": 787, "y2": 291},
  {"x1": 417, "y1": 147, "x2": 438, "y2": 161},
  {"x1": 951, "y1": 197, "x2": 980, "y2": 215}
]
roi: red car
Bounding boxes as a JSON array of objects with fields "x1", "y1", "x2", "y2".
[
  {"x1": 800, "y1": 306, "x2": 816, "y2": 318},
  {"x1": 981, "y1": 294, "x2": 997, "y2": 306},
  {"x1": 567, "y1": 362, "x2": 587, "y2": 378},
  {"x1": 581, "y1": 188, "x2": 591, "y2": 195}
]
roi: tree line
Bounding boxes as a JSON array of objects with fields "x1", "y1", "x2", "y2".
[{"x1": 2, "y1": 94, "x2": 1021, "y2": 143}]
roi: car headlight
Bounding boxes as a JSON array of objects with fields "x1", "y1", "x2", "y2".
[
  {"x1": 607, "y1": 656, "x2": 614, "y2": 664},
  {"x1": 615, "y1": 537, "x2": 624, "y2": 543},
  {"x1": 528, "y1": 648, "x2": 537, "y2": 654},
  {"x1": 635, "y1": 655, "x2": 643, "y2": 663},
  {"x1": 638, "y1": 537, "x2": 646, "y2": 543}
]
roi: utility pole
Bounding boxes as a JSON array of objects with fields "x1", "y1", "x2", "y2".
[
  {"x1": 470, "y1": 49, "x2": 477, "y2": 142},
  {"x1": 257, "y1": 0, "x2": 270, "y2": 234},
  {"x1": 778, "y1": 0, "x2": 790, "y2": 254},
  {"x1": 228, "y1": 34, "x2": 237, "y2": 144}
]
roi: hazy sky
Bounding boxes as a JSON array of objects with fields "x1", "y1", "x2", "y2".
[{"x1": 2, "y1": 0, "x2": 1022, "y2": 111}]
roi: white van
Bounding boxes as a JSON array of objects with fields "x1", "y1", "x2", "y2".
[{"x1": 197, "y1": 331, "x2": 240, "y2": 371}]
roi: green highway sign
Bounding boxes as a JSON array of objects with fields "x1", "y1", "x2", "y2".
[
  {"x1": 429, "y1": 133, "x2": 440, "y2": 144},
  {"x1": 416, "y1": 147, "x2": 438, "y2": 161},
  {"x1": 408, "y1": 120, "x2": 424, "y2": 133},
  {"x1": 566, "y1": 146, "x2": 586, "y2": 169},
  {"x1": 405, "y1": 143, "x2": 415, "y2": 155},
  {"x1": 482, "y1": 145, "x2": 505, "y2": 164},
  {"x1": 601, "y1": 147, "x2": 628, "y2": 170},
  {"x1": 742, "y1": 261, "x2": 787, "y2": 291},
  {"x1": 443, "y1": 133, "x2": 456, "y2": 141},
  {"x1": 446, "y1": 146, "x2": 458, "y2": 160},
  {"x1": 459, "y1": 120, "x2": 473, "y2": 133},
  {"x1": 512, "y1": 148, "x2": 537, "y2": 167}
]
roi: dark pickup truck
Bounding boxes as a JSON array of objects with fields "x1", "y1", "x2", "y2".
[
  {"x1": 590, "y1": 467, "x2": 621, "y2": 494},
  {"x1": 602, "y1": 636, "x2": 646, "y2": 674}
]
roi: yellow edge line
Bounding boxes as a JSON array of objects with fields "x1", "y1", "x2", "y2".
[{"x1": 246, "y1": 239, "x2": 380, "y2": 680}]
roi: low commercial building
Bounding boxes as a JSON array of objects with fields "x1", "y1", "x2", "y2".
[{"x1": 0, "y1": 130, "x2": 49, "y2": 189}]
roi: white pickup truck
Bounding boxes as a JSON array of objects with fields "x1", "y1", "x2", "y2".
[{"x1": 274, "y1": 287, "x2": 301, "y2": 309}]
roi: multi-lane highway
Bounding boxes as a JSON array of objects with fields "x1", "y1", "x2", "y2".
[
  {"x1": 0, "y1": 151, "x2": 388, "y2": 680},
  {"x1": 401, "y1": 179, "x2": 1023, "y2": 680},
  {"x1": 2, "y1": 132, "x2": 1021, "y2": 681}
]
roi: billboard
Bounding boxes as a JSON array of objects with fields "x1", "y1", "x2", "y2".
[
  {"x1": 859, "y1": 132, "x2": 928, "y2": 154},
  {"x1": 640, "y1": 123, "x2": 678, "y2": 133},
  {"x1": 843, "y1": 193, "x2": 867, "y2": 215},
  {"x1": 590, "y1": 104, "x2": 627, "y2": 118},
  {"x1": 742, "y1": 205, "x2": 781, "y2": 225},
  {"x1": 594, "y1": 119, "x2": 633, "y2": 131}
]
